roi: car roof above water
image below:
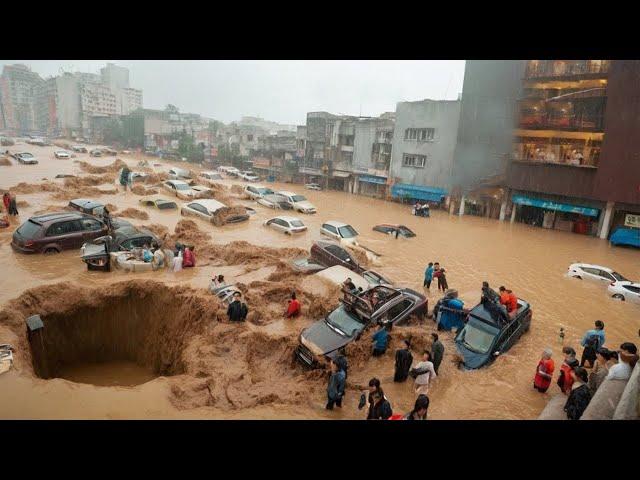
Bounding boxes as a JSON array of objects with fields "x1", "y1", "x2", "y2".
[{"x1": 31, "y1": 212, "x2": 88, "y2": 223}]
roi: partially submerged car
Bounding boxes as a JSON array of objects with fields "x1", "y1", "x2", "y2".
[
  {"x1": 138, "y1": 196, "x2": 178, "y2": 210},
  {"x1": 263, "y1": 216, "x2": 307, "y2": 235},
  {"x1": 373, "y1": 224, "x2": 416, "y2": 238},
  {"x1": 567, "y1": 263, "x2": 627, "y2": 285},
  {"x1": 14, "y1": 152, "x2": 38, "y2": 164},
  {"x1": 309, "y1": 240, "x2": 365, "y2": 274},
  {"x1": 180, "y1": 199, "x2": 250, "y2": 226},
  {"x1": 81, "y1": 225, "x2": 161, "y2": 272},
  {"x1": 12, "y1": 212, "x2": 108, "y2": 254},
  {"x1": 257, "y1": 193, "x2": 293, "y2": 210},
  {"x1": 190, "y1": 185, "x2": 214, "y2": 199},
  {"x1": 608, "y1": 281, "x2": 640, "y2": 304},
  {"x1": 311, "y1": 265, "x2": 392, "y2": 291},
  {"x1": 168, "y1": 167, "x2": 192, "y2": 180},
  {"x1": 198, "y1": 171, "x2": 223, "y2": 185},
  {"x1": 68, "y1": 198, "x2": 105, "y2": 217},
  {"x1": 54, "y1": 150, "x2": 71, "y2": 159},
  {"x1": 239, "y1": 170, "x2": 260, "y2": 182},
  {"x1": 320, "y1": 221, "x2": 358, "y2": 242},
  {"x1": 305, "y1": 183, "x2": 322, "y2": 191},
  {"x1": 244, "y1": 185, "x2": 274, "y2": 200},
  {"x1": 454, "y1": 299, "x2": 532, "y2": 370},
  {"x1": 71, "y1": 145, "x2": 87, "y2": 153},
  {"x1": 89, "y1": 149, "x2": 102, "y2": 157},
  {"x1": 276, "y1": 191, "x2": 317, "y2": 214},
  {"x1": 295, "y1": 285, "x2": 427, "y2": 367},
  {"x1": 609, "y1": 227, "x2": 640, "y2": 249},
  {"x1": 162, "y1": 179, "x2": 196, "y2": 200}
]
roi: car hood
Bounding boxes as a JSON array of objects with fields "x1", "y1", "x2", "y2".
[
  {"x1": 301, "y1": 320, "x2": 358, "y2": 356},
  {"x1": 296, "y1": 201, "x2": 316, "y2": 210},
  {"x1": 455, "y1": 338, "x2": 492, "y2": 370}
]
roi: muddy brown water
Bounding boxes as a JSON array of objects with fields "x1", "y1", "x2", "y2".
[{"x1": 1, "y1": 143, "x2": 639, "y2": 419}]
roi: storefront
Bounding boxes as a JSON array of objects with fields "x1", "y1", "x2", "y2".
[
  {"x1": 511, "y1": 193, "x2": 602, "y2": 235},
  {"x1": 357, "y1": 175, "x2": 387, "y2": 198},
  {"x1": 391, "y1": 184, "x2": 447, "y2": 207},
  {"x1": 609, "y1": 203, "x2": 640, "y2": 238},
  {"x1": 329, "y1": 171, "x2": 351, "y2": 192}
]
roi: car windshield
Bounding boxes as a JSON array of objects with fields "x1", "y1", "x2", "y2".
[
  {"x1": 325, "y1": 305, "x2": 364, "y2": 336},
  {"x1": 458, "y1": 320, "x2": 498, "y2": 354},
  {"x1": 257, "y1": 188, "x2": 274, "y2": 195},
  {"x1": 399, "y1": 227, "x2": 415, "y2": 236},
  {"x1": 21, "y1": 153, "x2": 34, "y2": 158},
  {"x1": 174, "y1": 184, "x2": 190, "y2": 190},
  {"x1": 290, "y1": 220, "x2": 305, "y2": 227},
  {"x1": 338, "y1": 225, "x2": 358, "y2": 238},
  {"x1": 612, "y1": 271, "x2": 627, "y2": 281},
  {"x1": 291, "y1": 195, "x2": 307, "y2": 202},
  {"x1": 158, "y1": 201, "x2": 177, "y2": 210},
  {"x1": 16, "y1": 219, "x2": 41, "y2": 238}
]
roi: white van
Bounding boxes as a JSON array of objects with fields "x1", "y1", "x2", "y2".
[{"x1": 168, "y1": 167, "x2": 192, "y2": 180}]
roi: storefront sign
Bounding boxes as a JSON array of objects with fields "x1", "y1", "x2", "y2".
[
  {"x1": 391, "y1": 184, "x2": 447, "y2": 202},
  {"x1": 624, "y1": 213, "x2": 640, "y2": 228},
  {"x1": 359, "y1": 175, "x2": 387, "y2": 185},
  {"x1": 511, "y1": 194, "x2": 599, "y2": 217}
]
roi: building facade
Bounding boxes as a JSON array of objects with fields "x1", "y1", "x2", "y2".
[
  {"x1": 350, "y1": 116, "x2": 394, "y2": 198},
  {"x1": 389, "y1": 99, "x2": 461, "y2": 205},
  {"x1": 0, "y1": 64, "x2": 43, "y2": 134}
]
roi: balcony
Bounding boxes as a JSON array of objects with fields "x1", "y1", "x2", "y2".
[
  {"x1": 524, "y1": 60, "x2": 609, "y2": 81},
  {"x1": 519, "y1": 113, "x2": 604, "y2": 132}
]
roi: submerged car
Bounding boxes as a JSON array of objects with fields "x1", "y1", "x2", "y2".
[
  {"x1": 138, "y1": 197, "x2": 178, "y2": 210},
  {"x1": 263, "y1": 216, "x2": 307, "y2": 235},
  {"x1": 295, "y1": 285, "x2": 427, "y2": 367},
  {"x1": 198, "y1": 171, "x2": 224, "y2": 185},
  {"x1": 190, "y1": 185, "x2": 214, "y2": 198},
  {"x1": 373, "y1": 224, "x2": 416, "y2": 238},
  {"x1": 168, "y1": 167, "x2": 192, "y2": 180},
  {"x1": 244, "y1": 185, "x2": 274, "y2": 200},
  {"x1": 12, "y1": 212, "x2": 108, "y2": 254},
  {"x1": 609, "y1": 227, "x2": 640, "y2": 249},
  {"x1": 71, "y1": 145, "x2": 87, "y2": 153},
  {"x1": 14, "y1": 152, "x2": 38, "y2": 164},
  {"x1": 454, "y1": 299, "x2": 532, "y2": 370},
  {"x1": 320, "y1": 221, "x2": 358, "y2": 242},
  {"x1": 567, "y1": 263, "x2": 627, "y2": 285},
  {"x1": 89, "y1": 149, "x2": 102, "y2": 157},
  {"x1": 54, "y1": 150, "x2": 71, "y2": 159},
  {"x1": 68, "y1": 198, "x2": 106, "y2": 217},
  {"x1": 162, "y1": 179, "x2": 196, "y2": 200},
  {"x1": 181, "y1": 199, "x2": 250, "y2": 226},
  {"x1": 305, "y1": 183, "x2": 322, "y2": 191},
  {"x1": 239, "y1": 170, "x2": 260, "y2": 182},
  {"x1": 310, "y1": 240, "x2": 365, "y2": 274},
  {"x1": 276, "y1": 191, "x2": 317, "y2": 214},
  {"x1": 257, "y1": 193, "x2": 293, "y2": 210},
  {"x1": 608, "y1": 281, "x2": 640, "y2": 304}
]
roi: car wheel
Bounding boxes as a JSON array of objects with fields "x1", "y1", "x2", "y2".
[
  {"x1": 574, "y1": 276, "x2": 582, "y2": 280},
  {"x1": 612, "y1": 294, "x2": 625, "y2": 301},
  {"x1": 285, "y1": 231, "x2": 291, "y2": 235},
  {"x1": 44, "y1": 248, "x2": 59, "y2": 255}
]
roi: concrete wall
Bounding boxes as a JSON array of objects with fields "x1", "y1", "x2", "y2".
[
  {"x1": 56, "y1": 74, "x2": 81, "y2": 131},
  {"x1": 353, "y1": 120, "x2": 376, "y2": 171},
  {"x1": 389, "y1": 99, "x2": 461, "y2": 190},
  {"x1": 613, "y1": 363, "x2": 639, "y2": 420}
]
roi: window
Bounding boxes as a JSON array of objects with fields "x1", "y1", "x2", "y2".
[
  {"x1": 383, "y1": 299, "x2": 414, "y2": 322},
  {"x1": 622, "y1": 285, "x2": 640, "y2": 294},
  {"x1": 598, "y1": 270, "x2": 615, "y2": 281},
  {"x1": 404, "y1": 128, "x2": 434, "y2": 141},
  {"x1": 81, "y1": 218, "x2": 102, "y2": 231},
  {"x1": 188, "y1": 203, "x2": 209, "y2": 215},
  {"x1": 582, "y1": 267, "x2": 600, "y2": 276},
  {"x1": 338, "y1": 225, "x2": 358, "y2": 238},
  {"x1": 323, "y1": 224, "x2": 337, "y2": 234},
  {"x1": 47, "y1": 220, "x2": 81, "y2": 236},
  {"x1": 326, "y1": 245, "x2": 352, "y2": 262},
  {"x1": 402, "y1": 154, "x2": 427, "y2": 168}
]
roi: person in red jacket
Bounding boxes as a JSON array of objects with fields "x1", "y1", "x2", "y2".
[
  {"x1": 557, "y1": 346, "x2": 579, "y2": 394},
  {"x1": 285, "y1": 292, "x2": 300, "y2": 318},
  {"x1": 182, "y1": 246, "x2": 195, "y2": 268},
  {"x1": 533, "y1": 348, "x2": 555, "y2": 393}
]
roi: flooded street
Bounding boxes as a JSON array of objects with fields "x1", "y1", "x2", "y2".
[{"x1": 1, "y1": 143, "x2": 639, "y2": 419}]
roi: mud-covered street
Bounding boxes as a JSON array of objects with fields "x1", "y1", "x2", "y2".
[{"x1": 1, "y1": 143, "x2": 638, "y2": 419}]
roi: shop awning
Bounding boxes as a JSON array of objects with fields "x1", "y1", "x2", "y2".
[
  {"x1": 391, "y1": 184, "x2": 447, "y2": 202},
  {"x1": 359, "y1": 175, "x2": 387, "y2": 185},
  {"x1": 332, "y1": 171, "x2": 351, "y2": 178},
  {"x1": 512, "y1": 194, "x2": 599, "y2": 217}
]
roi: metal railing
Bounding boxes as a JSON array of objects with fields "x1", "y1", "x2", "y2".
[{"x1": 525, "y1": 61, "x2": 609, "y2": 79}]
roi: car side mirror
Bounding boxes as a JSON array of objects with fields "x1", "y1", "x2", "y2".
[{"x1": 494, "y1": 351, "x2": 500, "y2": 356}]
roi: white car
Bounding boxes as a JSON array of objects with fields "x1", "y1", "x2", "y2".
[
  {"x1": 276, "y1": 191, "x2": 317, "y2": 214},
  {"x1": 263, "y1": 216, "x2": 307, "y2": 235},
  {"x1": 198, "y1": 171, "x2": 223, "y2": 185},
  {"x1": 168, "y1": 167, "x2": 192, "y2": 181},
  {"x1": 54, "y1": 150, "x2": 71, "y2": 159},
  {"x1": 257, "y1": 194, "x2": 294, "y2": 210},
  {"x1": 218, "y1": 166, "x2": 239, "y2": 177},
  {"x1": 14, "y1": 152, "x2": 38, "y2": 164},
  {"x1": 181, "y1": 199, "x2": 249, "y2": 225},
  {"x1": 567, "y1": 263, "x2": 628, "y2": 285},
  {"x1": 190, "y1": 185, "x2": 214, "y2": 199},
  {"x1": 305, "y1": 183, "x2": 322, "y2": 191},
  {"x1": 244, "y1": 185, "x2": 274, "y2": 200},
  {"x1": 71, "y1": 145, "x2": 87, "y2": 153},
  {"x1": 608, "y1": 281, "x2": 640, "y2": 303},
  {"x1": 320, "y1": 221, "x2": 359, "y2": 242},
  {"x1": 239, "y1": 171, "x2": 260, "y2": 182},
  {"x1": 162, "y1": 180, "x2": 196, "y2": 200}
]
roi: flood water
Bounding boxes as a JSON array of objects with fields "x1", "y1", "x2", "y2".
[
  {"x1": 57, "y1": 361, "x2": 157, "y2": 387},
  {"x1": 1, "y1": 142, "x2": 639, "y2": 419}
]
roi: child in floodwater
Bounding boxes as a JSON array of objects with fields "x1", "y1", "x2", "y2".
[{"x1": 284, "y1": 292, "x2": 300, "y2": 318}]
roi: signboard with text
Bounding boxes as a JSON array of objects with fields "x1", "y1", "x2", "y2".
[{"x1": 624, "y1": 213, "x2": 640, "y2": 228}]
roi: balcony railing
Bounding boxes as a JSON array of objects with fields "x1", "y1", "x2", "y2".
[
  {"x1": 525, "y1": 61, "x2": 609, "y2": 79},
  {"x1": 518, "y1": 113, "x2": 604, "y2": 132}
]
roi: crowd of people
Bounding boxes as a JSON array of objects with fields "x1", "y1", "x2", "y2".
[
  {"x1": 423, "y1": 262, "x2": 448, "y2": 292},
  {"x1": 533, "y1": 320, "x2": 639, "y2": 420}
]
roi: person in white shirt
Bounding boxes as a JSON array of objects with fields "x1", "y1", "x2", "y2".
[
  {"x1": 412, "y1": 350, "x2": 437, "y2": 396},
  {"x1": 606, "y1": 343, "x2": 638, "y2": 381}
]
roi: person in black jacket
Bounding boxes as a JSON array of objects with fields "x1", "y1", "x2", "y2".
[
  {"x1": 368, "y1": 391, "x2": 392, "y2": 420},
  {"x1": 227, "y1": 292, "x2": 248, "y2": 322},
  {"x1": 394, "y1": 340, "x2": 413, "y2": 382},
  {"x1": 564, "y1": 366, "x2": 591, "y2": 420}
]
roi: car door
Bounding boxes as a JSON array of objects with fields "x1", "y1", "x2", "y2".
[
  {"x1": 80, "y1": 217, "x2": 106, "y2": 243},
  {"x1": 580, "y1": 267, "x2": 602, "y2": 282},
  {"x1": 497, "y1": 321, "x2": 520, "y2": 354},
  {"x1": 46, "y1": 220, "x2": 83, "y2": 250},
  {"x1": 623, "y1": 285, "x2": 640, "y2": 304},
  {"x1": 322, "y1": 223, "x2": 339, "y2": 239},
  {"x1": 597, "y1": 270, "x2": 616, "y2": 284}
]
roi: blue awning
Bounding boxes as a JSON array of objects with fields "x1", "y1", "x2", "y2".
[
  {"x1": 512, "y1": 194, "x2": 599, "y2": 217},
  {"x1": 359, "y1": 175, "x2": 387, "y2": 185},
  {"x1": 391, "y1": 184, "x2": 447, "y2": 202}
]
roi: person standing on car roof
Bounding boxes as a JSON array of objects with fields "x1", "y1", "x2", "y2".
[{"x1": 580, "y1": 320, "x2": 606, "y2": 368}]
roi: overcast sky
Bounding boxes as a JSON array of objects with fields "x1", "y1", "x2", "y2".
[{"x1": 1, "y1": 60, "x2": 465, "y2": 125}]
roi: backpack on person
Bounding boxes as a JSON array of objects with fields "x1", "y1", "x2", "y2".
[{"x1": 586, "y1": 333, "x2": 602, "y2": 350}]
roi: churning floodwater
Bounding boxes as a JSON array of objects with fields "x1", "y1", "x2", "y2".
[{"x1": 0, "y1": 143, "x2": 638, "y2": 419}]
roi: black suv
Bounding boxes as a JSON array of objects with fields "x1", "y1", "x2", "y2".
[
  {"x1": 454, "y1": 299, "x2": 532, "y2": 369},
  {"x1": 295, "y1": 285, "x2": 427, "y2": 367}
]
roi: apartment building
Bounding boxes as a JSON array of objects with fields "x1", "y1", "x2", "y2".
[
  {"x1": 33, "y1": 77, "x2": 59, "y2": 137},
  {"x1": 389, "y1": 99, "x2": 461, "y2": 205},
  {"x1": 0, "y1": 64, "x2": 43, "y2": 134},
  {"x1": 350, "y1": 115, "x2": 394, "y2": 198}
]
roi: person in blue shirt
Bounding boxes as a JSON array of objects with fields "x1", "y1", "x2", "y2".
[
  {"x1": 326, "y1": 358, "x2": 346, "y2": 410},
  {"x1": 372, "y1": 324, "x2": 391, "y2": 356},
  {"x1": 580, "y1": 320, "x2": 606, "y2": 368},
  {"x1": 424, "y1": 262, "x2": 434, "y2": 290}
]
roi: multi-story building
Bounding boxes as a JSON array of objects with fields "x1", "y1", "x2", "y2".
[
  {"x1": 389, "y1": 99, "x2": 461, "y2": 205},
  {"x1": 506, "y1": 59, "x2": 639, "y2": 238},
  {"x1": 33, "y1": 77, "x2": 59, "y2": 137},
  {"x1": 350, "y1": 115, "x2": 395, "y2": 198},
  {"x1": 0, "y1": 64, "x2": 43, "y2": 134},
  {"x1": 55, "y1": 73, "x2": 82, "y2": 137}
]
